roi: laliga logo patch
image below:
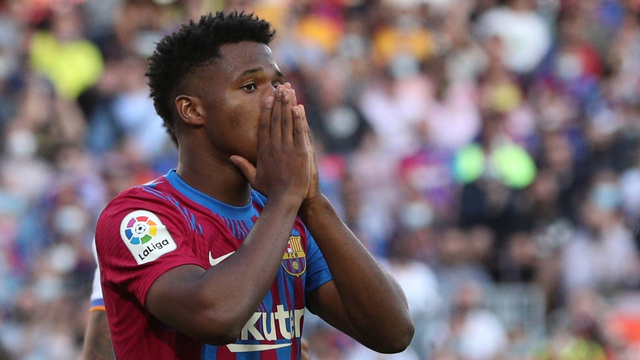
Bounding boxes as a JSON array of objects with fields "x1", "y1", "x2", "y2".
[
  {"x1": 120, "y1": 210, "x2": 177, "y2": 265},
  {"x1": 282, "y1": 236, "x2": 306, "y2": 276}
]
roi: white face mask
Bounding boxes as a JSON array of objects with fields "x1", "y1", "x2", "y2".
[
  {"x1": 54, "y1": 205, "x2": 88, "y2": 237},
  {"x1": 555, "y1": 53, "x2": 583, "y2": 81},
  {"x1": 400, "y1": 201, "x2": 434, "y2": 230},
  {"x1": 590, "y1": 182, "x2": 620, "y2": 211},
  {"x1": 6, "y1": 129, "x2": 38, "y2": 159},
  {"x1": 33, "y1": 274, "x2": 63, "y2": 302},
  {"x1": 49, "y1": 243, "x2": 79, "y2": 275},
  {"x1": 133, "y1": 30, "x2": 163, "y2": 58},
  {"x1": 0, "y1": 52, "x2": 16, "y2": 80}
]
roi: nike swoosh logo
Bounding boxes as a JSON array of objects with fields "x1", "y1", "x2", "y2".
[
  {"x1": 227, "y1": 343, "x2": 291, "y2": 352},
  {"x1": 208, "y1": 251, "x2": 235, "y2": 266}
]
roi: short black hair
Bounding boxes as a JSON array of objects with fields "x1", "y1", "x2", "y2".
[{"x1": 146, "y1": 11, "x2": 275, "y2": 144}]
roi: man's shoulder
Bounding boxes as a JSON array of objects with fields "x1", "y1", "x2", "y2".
[
  {"x1": 96, "y1": 178, "x2": 183, "y2": 230},
  {"x1": 104, "y1": 178, "x2": 176, "y2": 209},
  {"x1": 94, "y1": 180, "x2": 189, "y2": 263}
]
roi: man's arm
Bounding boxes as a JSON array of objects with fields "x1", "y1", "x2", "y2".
[
  {"x1": 300, "y1": 196, "x2": 414, "y2": 353},
  {"x1": 291, "y1": 86, "x2": 414, "y2": 353},
  {"x1": 82, "y1": 309, "x2": 115, "y2": 360}
]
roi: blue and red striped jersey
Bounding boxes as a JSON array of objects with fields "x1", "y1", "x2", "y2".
[{"x1": 95, "y1": 169, "x2": 332, "y2": 360}]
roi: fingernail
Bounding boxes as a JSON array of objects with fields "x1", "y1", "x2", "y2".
[
  {"x1": 276, "y1": 87, "x2": 283, "y2": 99},
  {"x1": 265, "y1": 96, "x2": 274, "y2": 108},
  {"x1": 293, "y1": 107, "x2": 299, "y2": 117},
  {"x1": 282, "y1": 89, "x2": 288, "y2": 102}
]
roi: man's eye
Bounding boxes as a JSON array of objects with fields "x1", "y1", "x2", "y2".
[{"x1": 243, "y1": 83, "x2": 257, "y2": 91}]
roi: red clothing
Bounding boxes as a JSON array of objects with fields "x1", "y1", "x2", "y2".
[{"x1": 96, "y1": 171, "x2": 332, "y2": 360}]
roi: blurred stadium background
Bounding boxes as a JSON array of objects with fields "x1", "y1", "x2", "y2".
[{"x1": 1, "y1": 0, "x2": 640, "y2": 359}]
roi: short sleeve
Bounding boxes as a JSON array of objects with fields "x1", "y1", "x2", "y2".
[
  {"x1": 95, "y1": 188, "x2": 203, "y2": 308},
  {"x1": 304, "y1": 230, "x2": 333, "y2": 298},
  {"x1": 89, "y1": 268, "x2": 104, "y2": 310},
  {"x1": 89, "y1": 239, "x2": 104, "y2": 308}
]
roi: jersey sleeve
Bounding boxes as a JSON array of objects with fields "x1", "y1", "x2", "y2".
[
  {"x1": 89, "y1": 238, "x2": 105, "y2": 310},
  {"x1": 95, "y1": 187, "x2": 203, "y2": 308},
  {"x1": 304, "y1": 230, "x2": 333, "y2": 298},
  {"x1": 89, "y1": 268, "x2": 105, "y2": 311}
]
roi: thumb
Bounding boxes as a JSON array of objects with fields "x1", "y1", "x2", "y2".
[{"x1": 230, "y1": 155, "x2": 257, "y2": 185}]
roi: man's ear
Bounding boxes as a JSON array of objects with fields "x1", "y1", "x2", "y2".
[{"x1": 175, "y1": 95, "x2": 205, "y2": 126}]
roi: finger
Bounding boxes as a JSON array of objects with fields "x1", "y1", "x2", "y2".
[
  {"x1": 284, "y1": 82, "x2": 298, "y2": 106},
  {"x1": 292, "y1": 105, "x2": 306, "y2": 148},
  {"x1": 298, "y1": 104, "x2": 312, "y2": 148},
  {"x1": 299, "y1": 104, "x2": 317, "y2": 170},
  {"x1": 284, "y1": 82, "x2": 297, "y2": 107},
  {"x1": 281, "y1": 88, "x2": 293, "y2": 144},
  {"x1": 258, "y1": 96, "x2": 274, "y2": 148},
  {"x1": 230, "y1": 155, "x2": 257, "y2": 186},
  {"x1": 288, "y1": 86, "x2": 300, "y2": 136},
  {"x1": 270, "y1": 85, "x2": 284, "y2": 144}
]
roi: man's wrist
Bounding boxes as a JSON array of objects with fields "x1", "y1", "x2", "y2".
[
  {"x1": 263, "y1": 192, "x2": 306, "y2": 214},
  {"x1": 298, "y1": 193, "x2": 329, "y2": 222}
]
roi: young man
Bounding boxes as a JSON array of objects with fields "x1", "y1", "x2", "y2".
[{"x1": 95, "y1": 11, "x2": 414, "y2": 359}]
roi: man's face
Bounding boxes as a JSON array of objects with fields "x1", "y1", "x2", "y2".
[{"x1": 194, "y1": 41, "x2": 284, "y2": 164}]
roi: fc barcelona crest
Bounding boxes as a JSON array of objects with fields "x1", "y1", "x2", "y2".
[{"x1": 282, "y1": 236, "x2": 306, "y2": 276}]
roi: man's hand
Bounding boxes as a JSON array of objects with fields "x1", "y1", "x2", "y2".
[
  {"x1": 230, "y1": 84, "x2": 311, "y2": 204},
  {"x1": 284, "y1": 84, "x2": 322, "y2": 206}
]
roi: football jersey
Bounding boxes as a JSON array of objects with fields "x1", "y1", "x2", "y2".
[{"x1": 95, "y1": 169, "x2": 333, "y2": 360}]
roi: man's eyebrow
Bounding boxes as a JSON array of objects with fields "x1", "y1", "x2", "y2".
[
  {"x1": 235, "y1": 67, "x2": 262, "y2": 81},
  {"x1": 235, "y1": 67, "x2": 285, "y2": 82}
]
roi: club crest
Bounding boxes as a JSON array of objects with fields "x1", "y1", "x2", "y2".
[{"x1": 282, "y1": 236, "x2": 306, "y2": 276}]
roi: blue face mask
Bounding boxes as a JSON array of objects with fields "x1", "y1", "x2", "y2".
[
  {"x1": 590, "y1": 182, "x2": 620, "y2": 211},
  {"x1": 400, "y1": 201, "x2": 433, "y2": 230}
]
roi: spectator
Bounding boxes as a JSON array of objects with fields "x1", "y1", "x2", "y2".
[
  {"x1": 437, "y1": 281, "x2": 509, "y2": 360},
  {"x1": 476, "y1": 0, "x2": 552, "y2": 75},
  {"x1": 29, "y1": 4, "x2": 104, "y2": 100},
  {"x1": 562, "y1": 168, "x2": 640, "y2": 295}
]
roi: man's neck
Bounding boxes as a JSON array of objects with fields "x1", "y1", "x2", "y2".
[{"x1": 175, "y1": 149, "x2": 253, "y2": 207}]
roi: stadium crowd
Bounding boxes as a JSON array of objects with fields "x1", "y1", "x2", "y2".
[{"x1": 1, "y1": 0, "x2": 640, "y2": 358}]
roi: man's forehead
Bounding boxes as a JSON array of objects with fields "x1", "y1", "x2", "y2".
[{"x1": 216, "y1": 42, "x2": 277, "y2": 76}]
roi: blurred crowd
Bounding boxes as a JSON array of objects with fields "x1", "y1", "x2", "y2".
[{"x1": 1, "y1": 0, "x2": 640, "y2": 359}]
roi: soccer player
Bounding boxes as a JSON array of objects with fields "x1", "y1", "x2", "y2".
[{"x1": 95, "y1": 11, "x2": 414, "y2": 360}]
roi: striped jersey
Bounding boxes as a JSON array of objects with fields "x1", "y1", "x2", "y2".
[{"x1": 95, "y1": 169, "x2": 332, "y2": 360}]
